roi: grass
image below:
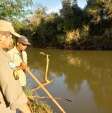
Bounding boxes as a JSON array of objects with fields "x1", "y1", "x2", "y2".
[{"x1": 24, "y1": 87, "x2": 54, "y2": 113}]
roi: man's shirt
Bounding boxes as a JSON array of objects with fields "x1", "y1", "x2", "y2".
[
  {"x1": 7, "y1": 47, "x2": 27, "y2": 86},
  {"x1": 0, "y1": 48, "x2": 27, "y2": 110}
]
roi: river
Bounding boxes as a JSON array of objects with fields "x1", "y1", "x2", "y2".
[{"x1": 27, "y1": 48, "x2": 112, "y2": 113}]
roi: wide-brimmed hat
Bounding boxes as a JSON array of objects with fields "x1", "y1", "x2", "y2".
[
  {"x1": 0, "y1": 20, "x2": 21, "y2": 37},
  {"x1": 17, "y1": 35, "x2": 31, "y2": 45}
]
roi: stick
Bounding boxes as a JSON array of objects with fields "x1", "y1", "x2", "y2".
[
  {"x1": 40, "y1": 52, "x2": 50, "y2": 83},
  {"x1": 45, "y1": 55, "x2": 50, "y2": 82},
  {"x1": 28, "y1": 95, "x2": 61, "y2": 100},
  {"x1": 27, "y1": 69, "x2": 66, "y2": 113},
  {"x1": 31, "y1": 80, "x2": 53, "y2": 92},
  {"x1": 28, "y1": 95, "x2": 72, "y2": 103}
]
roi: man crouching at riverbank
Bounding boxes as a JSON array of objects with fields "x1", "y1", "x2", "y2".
[{"x1": 0, "y1": 20, "x2": 31, "y2": 113}]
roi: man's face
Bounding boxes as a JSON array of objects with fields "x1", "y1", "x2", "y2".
[
  {"x1": 0, "y1": 31, "x2": 13, "y2": 49},
  {"x1": 17, "y1": 42, "x2": 28, "y2": 51}
]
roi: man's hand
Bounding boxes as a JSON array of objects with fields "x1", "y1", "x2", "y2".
[{"x1": 19, "y1": 62, "x2": 28, "y2": 71}]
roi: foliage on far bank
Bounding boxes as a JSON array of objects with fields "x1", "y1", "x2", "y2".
[
  {"x1": 1, "y1": 0, "x2": 112, "y2": 50},
  {"x1": 20, "y1": 0, "x2": 112, "y2": 50},
  {"x1": 0, "y1": 0, "x2": 32, "y2": 20}
]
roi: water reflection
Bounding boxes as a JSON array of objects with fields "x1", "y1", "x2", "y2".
[
  {"x1": 72, "y1": 80, "x2": 98, "y2": 113},
  {"x1": 27, "y1": 48, "x2": 112, "y2": 113}
]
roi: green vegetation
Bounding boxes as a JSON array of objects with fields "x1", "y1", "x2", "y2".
[
  {"x1": 0, "y1": 0, "x2": 112, "y2": 50},
  {"x1": 0, "y1": 0, "x2": 32, "y2": 20},
  {"x1": 25, "y1": 87, "x2": 53, "y2": 113}
]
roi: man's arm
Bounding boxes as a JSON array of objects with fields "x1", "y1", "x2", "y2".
[{"x1": 0, "y1": 57, "x2": 31, "y2": 113}]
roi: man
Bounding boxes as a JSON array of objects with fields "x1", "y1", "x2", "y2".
[
  {"x1": 0, "y1": 20, "x2": 31, "y2": 113},
  {"x1": 8, "y1": 36, "x2": 31, "y2": 87}
]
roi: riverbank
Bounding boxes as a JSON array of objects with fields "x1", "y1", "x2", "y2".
[{"x1": 25, "y1": 88, "x2": 54, "y2": 113}]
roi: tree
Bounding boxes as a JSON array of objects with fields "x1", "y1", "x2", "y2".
[
  {"x1": 0, "y1": 0, "x2": 32, "y2": 20},
  {"x1": 29, "y1": 7, "x2": 47, "y2": 27}
]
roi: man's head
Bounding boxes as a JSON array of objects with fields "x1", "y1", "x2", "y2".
[
  {"x1": 0, "y1": 20, "x2": 21, "y2": 49},
  {"x1": 0, "y1": 31, "x2": 13, "y2": 49},
  {"x1": 16, "y1": 35, "x2": 31, "y2": 51}
]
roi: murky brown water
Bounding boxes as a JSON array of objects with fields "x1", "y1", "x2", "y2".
[{"x1": 27, "y1": 48, "x2": 112, "y2": 113}]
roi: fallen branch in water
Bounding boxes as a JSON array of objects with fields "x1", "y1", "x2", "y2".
[{"x1": 28, "y1": 95, "x2": 72, "y2": 103}]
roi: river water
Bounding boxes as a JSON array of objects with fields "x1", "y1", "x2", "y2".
[{"x1": 27, "y1": 48, "x2": 112, "y2": 113}]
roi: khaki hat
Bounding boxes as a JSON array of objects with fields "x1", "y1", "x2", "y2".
[
  {"x1": 17, "y1": 35, "x2": 31, "y2": 45},
  {"x1": 0, "y1": 20, "x2": 21, "y2": 37}
]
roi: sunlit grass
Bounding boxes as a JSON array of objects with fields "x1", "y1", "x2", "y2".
[{"x1": 25, "y1": 87, "x2": 54, "y2": 113}]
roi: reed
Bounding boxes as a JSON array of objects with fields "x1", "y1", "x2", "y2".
[{"x1": 25, "y1": 87, "x2": 54, "y2": 113}]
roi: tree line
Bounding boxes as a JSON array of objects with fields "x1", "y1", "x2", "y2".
[{"x1": 0, "y1": 0, "x2": 112, "y2": 50}]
